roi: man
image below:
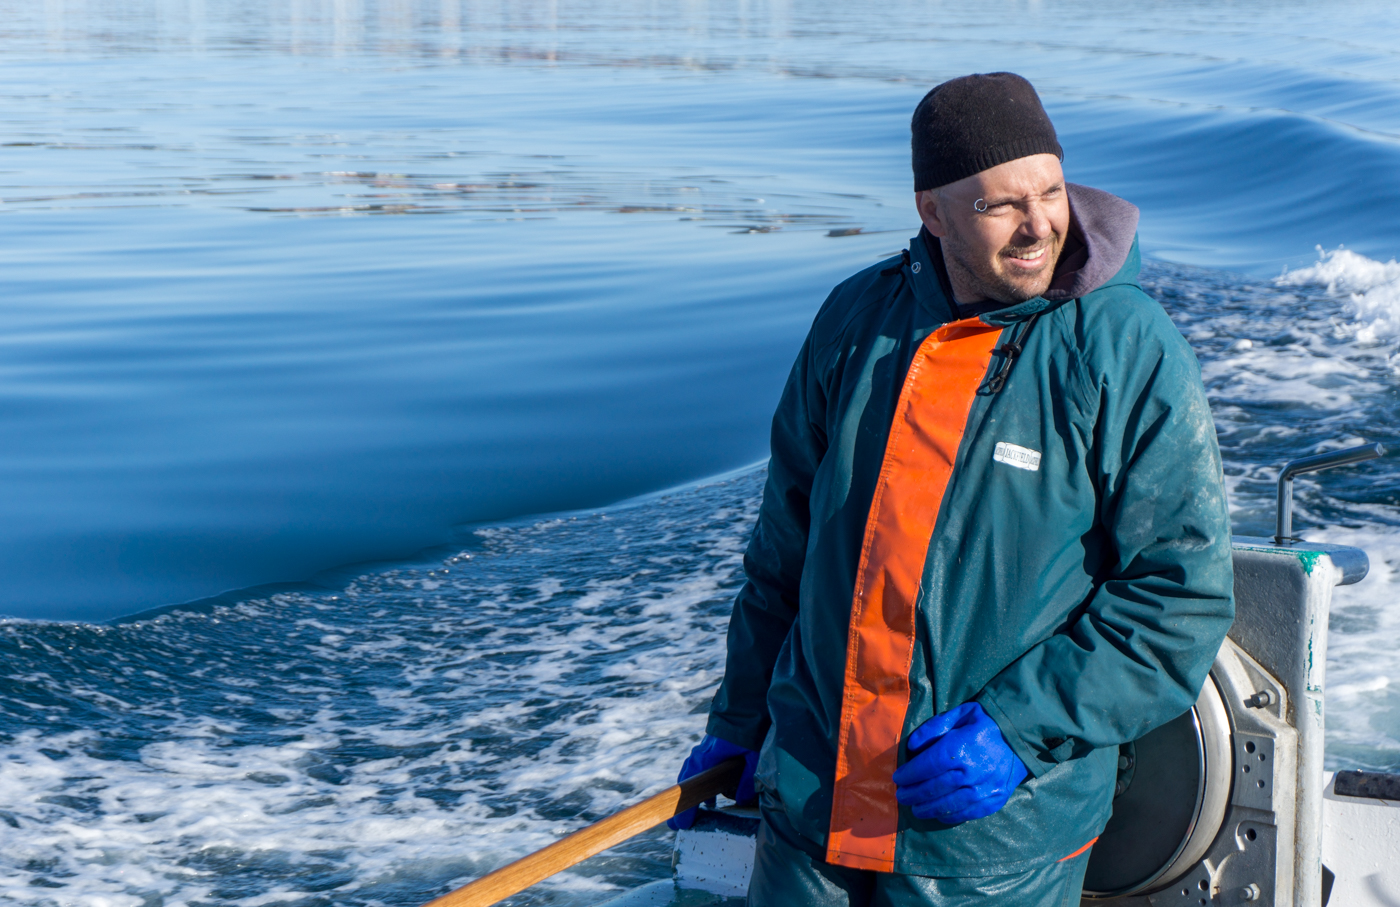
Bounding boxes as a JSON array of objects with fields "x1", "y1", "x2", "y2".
[{"x1": 670, "y1": 72, "x2": 1234, "y2": 905}]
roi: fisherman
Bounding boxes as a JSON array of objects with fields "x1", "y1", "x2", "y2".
[{"x1": 668, "y1": 72, "x2": 1235, "y2": 905}]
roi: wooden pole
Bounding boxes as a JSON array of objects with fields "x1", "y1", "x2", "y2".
[{"x1": 421, "y1": 757, "x2": 745, "y2": 907}]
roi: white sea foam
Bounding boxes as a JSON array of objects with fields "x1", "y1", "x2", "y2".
[
  {"x1": 1278, "y1": 247, "x2": 1400, "y2": 347},
  {"x1": 1307, "y1": 523, "x2": 1400, "y2": 770}
]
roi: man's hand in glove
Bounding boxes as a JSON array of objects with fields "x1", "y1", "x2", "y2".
[
  {"x1": 892, "y1": 701, "x2": 1029, "y2": 825},
  {"x1": 666, "y1": 734, "x2": 759, "y2": 830}
]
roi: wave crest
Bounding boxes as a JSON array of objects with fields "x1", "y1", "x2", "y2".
[{"x1": 1278, "y1": 248, "x2": 1400, "y2": 344}]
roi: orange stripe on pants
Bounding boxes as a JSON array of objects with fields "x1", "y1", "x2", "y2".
[
  {"x1": 1058, "y1": 837, "x2": 1099, "y2": 862},
  {"x1": 825, "y1": 317, "x2": 1003, "y2": 872}
]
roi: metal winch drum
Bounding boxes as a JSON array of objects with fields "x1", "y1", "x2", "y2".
[
  {"x1": 1082, "y1": 443, "x2": 1383, "y2": 905},
  {"x1": 1082, "y1": 670, "x2": 1233, "y2": 898},
  {"x1": 1082, "y1": 636, "x2": 1293, "y2": 903}
]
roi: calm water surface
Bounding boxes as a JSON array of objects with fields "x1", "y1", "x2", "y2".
[{"x1": 2, "y1": 1, "x2": 1399, "y2": 904}]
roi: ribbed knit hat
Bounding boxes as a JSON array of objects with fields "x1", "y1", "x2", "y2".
[{"x1": 912, "y1": 72, "x2": 1062, "y2": 191}]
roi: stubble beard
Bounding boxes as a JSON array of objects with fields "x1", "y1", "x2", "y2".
[{"x1": 942, "y1": 219, "x2": 1064, "y2": 305}]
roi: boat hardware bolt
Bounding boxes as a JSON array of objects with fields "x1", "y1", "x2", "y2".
[
  {"x1": 1244, "y1": 690, "x2": 1274, "y2": 709},
  {"x1": 1239, "y1": 883, "x2": 1261, "y2": 901},
  {"x1": 1275, "y1": 442, "x2": 1386, "y2": 544}
]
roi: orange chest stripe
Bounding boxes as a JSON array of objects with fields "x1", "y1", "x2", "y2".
[{"x1": 825, "y1": 317, "x2": 1003, "y2": 872}]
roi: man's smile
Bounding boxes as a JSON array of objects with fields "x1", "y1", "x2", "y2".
[{"x1": 1003, "y1": 245, "x2": 1051, "y2": 271}]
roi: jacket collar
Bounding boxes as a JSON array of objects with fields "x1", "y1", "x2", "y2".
[{"x1": 906, "y1": 230, "x2": 960, "y2": 325}]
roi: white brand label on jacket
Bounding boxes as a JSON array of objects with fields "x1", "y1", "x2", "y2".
[{"x1": 993, "y1": 442, "x2": 1041, "y2": 472}]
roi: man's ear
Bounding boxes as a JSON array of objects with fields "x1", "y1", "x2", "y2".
[{"x1": 916, "y1": 189, "x2": 949, "y2": 238}]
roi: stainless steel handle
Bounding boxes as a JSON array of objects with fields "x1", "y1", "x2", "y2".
[{"x1": 1274, "y1": 442, "x2": 1386, "y2": 544}]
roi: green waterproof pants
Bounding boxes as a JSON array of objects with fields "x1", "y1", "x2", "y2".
[{"x1": 748, "y1": 807, "x2": 1089, "y2": 907}]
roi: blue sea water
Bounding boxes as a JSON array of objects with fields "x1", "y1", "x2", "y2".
[{"x1": 1, "y1": 0, "x2": 1400, "y2": 903}]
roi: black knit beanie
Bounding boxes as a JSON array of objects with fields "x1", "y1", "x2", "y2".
[{"x1": 912, "y1": 72, "x2": 1062, "y2": 191}]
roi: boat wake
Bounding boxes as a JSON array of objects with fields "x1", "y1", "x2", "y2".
[{"x1": 0, "y1": 474, "x2": 759, "y2": 906}]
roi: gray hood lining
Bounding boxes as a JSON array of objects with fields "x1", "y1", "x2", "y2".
[{"x1": 1043, "y1": 184, "x2": 1140, "y2": 301}]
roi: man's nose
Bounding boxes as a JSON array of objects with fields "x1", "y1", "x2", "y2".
[{"x1": 1018, "y1": 202, "x2": 1053, "y2": 242}]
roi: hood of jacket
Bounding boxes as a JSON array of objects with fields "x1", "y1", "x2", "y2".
[{"x1": 1045, "y1": 182, "x2": 1141, "y2": 300}]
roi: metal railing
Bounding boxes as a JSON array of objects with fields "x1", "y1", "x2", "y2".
[{"x1": 1274, "y1": 442, "x2": 1386, "y2": 545}]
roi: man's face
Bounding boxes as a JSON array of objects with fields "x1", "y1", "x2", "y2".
[{"x1": 916, "y1": 153, "x2": 1070, "y2": 305}]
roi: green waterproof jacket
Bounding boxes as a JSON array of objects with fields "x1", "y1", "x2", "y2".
[{"x1": 707, "y1": 184, "x2": 1235, "y2": 876}]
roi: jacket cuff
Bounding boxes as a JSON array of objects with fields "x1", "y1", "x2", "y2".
[
  {"x1": 975, "y1": 690, "x2": 1057, "y2": 779},
  {"x1": 705, "y1": 714, "x2": 768, "y2": 753}
]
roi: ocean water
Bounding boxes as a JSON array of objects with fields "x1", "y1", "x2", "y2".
[{"x1": 1, "y1": 0, "x2": 1399, "y2": 903}]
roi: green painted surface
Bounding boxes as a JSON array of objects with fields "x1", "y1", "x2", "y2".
[
  {"x1": 1294, "y1": 549, "x2": 1325, "y2": 575},
  {"x1": 1232, "y1": 543, "x2": 1326, "y2": 575}
]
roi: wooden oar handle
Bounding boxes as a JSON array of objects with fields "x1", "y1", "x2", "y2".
[{"x1": 421, "y1": 756, "x2": 746, "y2": 907}]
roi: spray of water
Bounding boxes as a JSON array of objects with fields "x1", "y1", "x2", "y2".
[{"x1": 1278, "y1": 248, "x2": 1400, "y2": 347}]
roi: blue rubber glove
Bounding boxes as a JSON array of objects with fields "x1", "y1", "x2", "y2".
[
  {"x1": 666, "y1": 734, "x2": 759, "y2": 830},
  {"x1": 892, "y1": 701, "x2": 1029, "y2": 825}
]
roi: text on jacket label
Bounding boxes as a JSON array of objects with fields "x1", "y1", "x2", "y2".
[{"x1": 993, "y1": 442, "x2": 1041, "y2": 472}]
